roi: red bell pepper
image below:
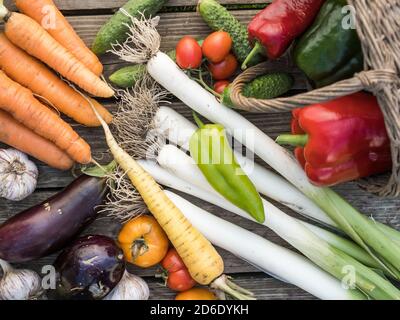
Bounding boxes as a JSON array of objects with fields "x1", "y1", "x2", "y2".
[
  {"x1": 276, "y1": 92, "x2": 392, "y2": 187},
  {"x1": 243, "y1": 0, "x2": 325, "y2": 69}
]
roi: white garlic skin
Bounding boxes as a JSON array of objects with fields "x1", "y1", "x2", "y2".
[
  {"x1": 0, "y1": 260, "x2": 43, "y2": 300},
  {"x1": 104, "y1": 271, "x2": 149, "y2": 300},
  {"x1": 0, "y1": 149, "x2": 38, "y2": 201}
]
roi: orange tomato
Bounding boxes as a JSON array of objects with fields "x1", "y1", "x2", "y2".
[
  {"x1": 202, "y1": 31, "x2": 232, "y2": 63},
  {"x1": 208, "y1": 54, "x2": 238, "y2": 80},
  {"x1": 118, "y1": 215, "x2": 169, "y2": 268},
  {"x1": 175, "y1": 288, "x2": 217, "y2": 300}
]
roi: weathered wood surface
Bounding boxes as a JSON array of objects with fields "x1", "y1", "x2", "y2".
[
  {"x1": 5, "y1": 0, "x2": 269, "y2": 11},
  {"x1": 0, "y1": 0, "x2": 399, "y2": 301}
]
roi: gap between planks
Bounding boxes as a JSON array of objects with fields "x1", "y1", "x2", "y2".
[{"x1": 4, "y1": 0, "x2": 270, "y2": 14}]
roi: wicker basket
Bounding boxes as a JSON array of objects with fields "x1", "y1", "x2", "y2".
[{"x1": 229, "y1": 0, "x2": 400, "y2": 197}]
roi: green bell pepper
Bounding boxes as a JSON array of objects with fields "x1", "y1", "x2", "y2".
[
  {"x1": 189, "y1": 115, "x2": 265, "y2": 223},
  {"x1": 294, "y1": 0, "x2": 363, "y2": 88}
]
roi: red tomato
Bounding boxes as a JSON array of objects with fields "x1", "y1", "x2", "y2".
[
  {"x1": 161, "y1": 248, "x2": 185, "y2": 272},
  {"x1": 208, "y1": 54, "x2": 238, "y2": 80},
  {"x1": 161, "y1": 248, "x2": 196, "y2": 292},
  {"x1": 167, "y1": 269, "x2": 196, "y2": 292},
  {"x1": 202, "y1": 31, "x2": 232, "y2": 63},
  {"x1": 176, "y1": 36, "x2": 203, "y2": 70},
  {"x1": 213, "y1": 80, "x2": 230, "y2": 94}
]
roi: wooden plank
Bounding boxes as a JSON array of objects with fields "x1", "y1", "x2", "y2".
[
  {"x1": 5, "y1": 0, "x2": 269, "y2": 12},
  {"x1": 146, "y1": 274, "x2": 315, "y2": 300}
]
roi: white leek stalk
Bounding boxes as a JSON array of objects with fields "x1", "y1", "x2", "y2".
[{"x1": 163, "y1": 190, "x2": 364, "y2": 300}]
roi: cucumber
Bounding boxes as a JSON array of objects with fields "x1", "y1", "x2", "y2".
[
  {"x1": 198, "y1": 0, "x2": 264, "y2": 67},
  {"x1": 109, "y1": 49, "x2": 177, "y2": 88},
  {"x1": 92, "y1": 0, "x2": 167, "y2": 55},
  {"x1": 109, "y1": 65, "x2": 147, "y2": 88},
  {"x1": 222, "y1": 73, "x2": 294, "y2": 108}
]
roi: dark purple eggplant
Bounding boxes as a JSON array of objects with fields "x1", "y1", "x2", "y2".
[
  {"x1": 53, "y1": 235, "x2": 125, "y2": 300},
  {"x1": 0, "y1": 175, "x2": 108, "y2": 263}
]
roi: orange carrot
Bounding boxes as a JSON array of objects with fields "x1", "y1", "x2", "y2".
[
  {"x1": 0, "y1": 70, "x2": 91, "y2": 164},
  {"x1": 0, "y1": 10, "x2": 114, "y2": 98},
  {"x1": 0, "y1": 110, "x2": 73, "y2": 170},
  {"x1": 0, "y1": 33, "x2": 112, "y2": 127},
  {"x1": 15, "y1": 0, "x2": 103, "y2": 76}
]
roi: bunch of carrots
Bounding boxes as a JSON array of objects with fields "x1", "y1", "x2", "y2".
[{"x1": 0, "y1": 0, "x2": 114, "y2": 170}]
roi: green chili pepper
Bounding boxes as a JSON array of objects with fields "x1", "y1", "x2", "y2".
[{"x1": 189, "y1": 114, "x2": 265, "y2": 223}]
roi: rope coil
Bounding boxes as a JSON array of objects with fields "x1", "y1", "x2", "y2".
[{"x1": 230, "y1": 0, "x2": 400, "y2": 197}]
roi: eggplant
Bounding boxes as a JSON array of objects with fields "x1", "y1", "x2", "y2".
[
  {"x1": 52, "y1": 235, "x2": 125, "y2": 300},
  {"x1": 0, "y1": 175, "x2": 108, "y2": 263}
]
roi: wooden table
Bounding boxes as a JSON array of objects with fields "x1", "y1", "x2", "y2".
[{"x1": 1, "y1": 0, "x2": 399, "y2": 300}]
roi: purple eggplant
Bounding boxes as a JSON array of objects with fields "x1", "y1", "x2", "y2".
[
  {"x1": 53, "y1": 235, "x2": 125, "y2": 300},
  {"x1": 0, "y1": 175, "x2": 108, "y2": 263}
]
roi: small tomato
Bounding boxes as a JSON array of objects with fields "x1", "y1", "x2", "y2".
[
  {"x1": 213, "y1": 80, "x2": 230, "y2": 94},
  {"x1": 202, "y1": 31, "x2": 232, "y2": 63},
  {"x1": 168, "y1": 269, "x2": 196, "y2": 292},
  {"x1": 176, "y1": 36, "x2": 203, "y2": 69},
  {"x1": 161, "y1": 248, "x2": 196, "y2": 292},
  {"x1": 118, "y1": 215, "x2": 169, "y2": 268},
  {"x1": 175, "y1": 288, "x2": 217, "y2": 300},
  {"x1": 208, "y1": 54, "x2": 238, "y2": 80}
]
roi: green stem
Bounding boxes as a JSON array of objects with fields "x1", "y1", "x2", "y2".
[
  {"x1": 276, "y1": 134, "x2": 309, "y2": 147},
  {"x1": 211, "y1": 275, "x2": 256, "y2": 300},
  {"x1": 311, "y1": 188, "x2": 400, "y2": 281},
  {"x1": 192, "y1": 112, "x2": 205, "y2": 129},
  {"x1": 196, "y1": 69, "x2": 221, "y2": 98},
  {"x1": 374, "y1": 221, "x2": 400, "y2": 246},
  {"x1": 242, "y1": 42, "x2": 264, "y2": 70}
]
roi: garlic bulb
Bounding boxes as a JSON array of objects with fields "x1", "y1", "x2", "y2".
[
  {"x1": 0, "y1": 149, "x2": 38, "y2": 201},
  {"x1": 0, "y1": 259, "x2": 43, "y2": 300},
  {"x1": 104, "y1": 271, "x2": 149, "y2": 300}
]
